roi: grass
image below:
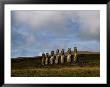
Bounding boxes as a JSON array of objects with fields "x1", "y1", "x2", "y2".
[
  {"x1": 11, "y1": 53, "x2": 100, "y2": 77},
  {"x1": 11, "y1": 65, "x2": 100, "y2": 77}
]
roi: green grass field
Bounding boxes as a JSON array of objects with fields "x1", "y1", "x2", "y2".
[{"x1": 11, "y1": 53, "x2": 100, "y2": 77}]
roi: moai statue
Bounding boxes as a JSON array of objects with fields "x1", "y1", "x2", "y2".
[
  {"x1": 74, "y1": 47, "x2": 77, "y2": 63},
  {"x1": 45, "y1": 53, "x2": 49, "y2": 65},
  {"x1": 61, "y1": 49, "x2": 65, "y2": 64},
  {"x1": 67, "y1": 48, "x2": 71, "y2": 63},
  {"x1": 55, "y1": 49, "x2": 60, "y2": 64},
  {"x1": 41, "y1": 53, "x2": 45, "y2": 65},
  {"x1": 50, "y1": 51, "x2": 55, "y2": 64}
]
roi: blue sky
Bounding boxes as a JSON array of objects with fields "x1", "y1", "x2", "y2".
[{"x1": 11, "y1": 10, "x2": 100, "y2": 58}]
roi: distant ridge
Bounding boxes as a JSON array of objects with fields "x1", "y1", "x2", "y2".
[
  {"x1": 11, "y1": 51, "x2": 100, "y2": 59},
  {"x1": 77, "y1": 51, "x2": 100, "y2": 54}
]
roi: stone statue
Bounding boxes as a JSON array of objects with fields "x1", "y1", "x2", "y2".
[
  {"x1": 41, "y1": 53, "x2": 45, "y2": 65},
  {"x1": 55, "y1": 49, "x2": 60, "y2": 64},
  {"x1": 61, "y1": 49, "x2": 65, "y2": 64},
  {"x1": 67, "y1": 48, "x2": 71, "y2": 63},
  {"x1": 50, "y1": 51, "x2": 55, "y2": 64},
  {"x1": 45, "y1": 53, "x2": 49, "y2": 65},
  {"x1": 74, "y1": 47, "x2": 77, "y2": 63}
]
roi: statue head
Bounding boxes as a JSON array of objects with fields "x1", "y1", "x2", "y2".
[
  {"x1": 51, "y1": 51, "x2": 54, "y2": 56},
  {"x1": 46, "y1": 53, "x2": 49, "y2": 57},
  {"x1": 74, "y1": 47, "x2": 77, "y2": 52},
  {"x1": 42, "y1": 53, "x2": 45, "y2": 57},
  {"x1": 61, "y1": 49, "x2": 64, "y2": 55},
  {"x1": 56, "y1": 49, "x2": 59, "y2": 54}
]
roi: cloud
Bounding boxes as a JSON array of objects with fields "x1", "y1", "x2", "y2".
[
  {"x1": 75, "y1": 11, "x2": 100, "y2": 41},
  {"x1": 12, "y1": 10, "x2": 100, "y2": 41},
  {"x1": 12, "y1": 11, "x2": 66, "y2": 29},
  {"x1": 11, "y1": 10, "x2": 100, "y2": 57}
]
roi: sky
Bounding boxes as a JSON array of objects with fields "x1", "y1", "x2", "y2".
[{"x1": 11, "y1": 10, "x2": 100, "y2": 58}]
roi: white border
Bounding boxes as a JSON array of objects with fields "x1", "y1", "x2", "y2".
[{"x1": 4, "y1": 4, "x2": 107, "y2": 84}]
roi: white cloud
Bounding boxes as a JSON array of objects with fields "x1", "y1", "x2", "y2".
[
  {"x1": 13, "y1": 10, "x2": 100, "y2": 41},
  {"x1": 75, "y1": 11, "x2": 100, "y2": 41},
  {"x1": 12, "y1": 10, "x2": 100, "y2": 57},
  {"x1": 13, "y1": 11, "x2": 66, "y2": 28}
]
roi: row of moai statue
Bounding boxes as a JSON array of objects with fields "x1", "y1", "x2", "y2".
[{"x1": 41, "y1": 47, "x2": 78, "y2": 65}]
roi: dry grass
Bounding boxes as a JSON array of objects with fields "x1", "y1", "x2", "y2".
[
  {"x1": 11, "y1": 53, "x2": 100, "y2": 77},
  {"x1": 11, "y1": 66, "x2": 100, "y2": 77}
]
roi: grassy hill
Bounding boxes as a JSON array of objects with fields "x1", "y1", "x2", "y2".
[{"x1": 11, "y1": 52, "x2": 100, "y2": 77}]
